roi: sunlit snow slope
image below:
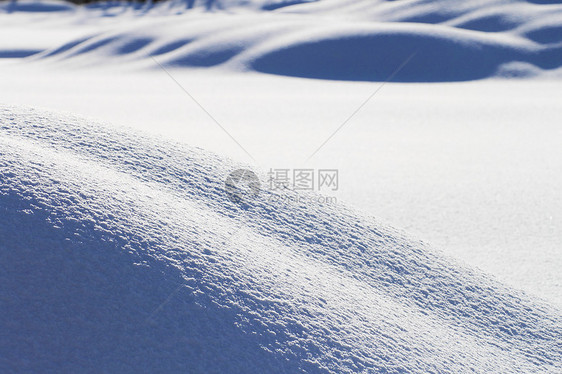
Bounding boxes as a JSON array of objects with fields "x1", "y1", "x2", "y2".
[
  {"x1": 1, "y1": 105, "x2": 561, "y2": 373},
  {"x1": 2, "y1": 0, "x2": 562, "y2": 80}
]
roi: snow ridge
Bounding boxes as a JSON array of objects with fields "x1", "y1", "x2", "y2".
[
  {"x1": 1, "y1": 105, "x2": 560, "y2": 373},
  {"x1": 2, "y1": 0, "x2": 560, "y2": 80}
]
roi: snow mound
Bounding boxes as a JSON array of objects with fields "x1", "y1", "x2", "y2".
[
  {"x1": 1, "y1": 105, "x2": 561, "y2": 372},
  {"x1": 0, "y1": 0, "x2": 75, "y2": 13},
  {"x1": 2, "y1": 0, "x2": 560, "y2": 81}
]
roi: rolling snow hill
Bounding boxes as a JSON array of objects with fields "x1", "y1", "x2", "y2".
[
  {"x1": 1, "y1": 105, "x2": 561, "y2": 373},
  {"x1": 1, "y1": 0, "x2": 562, "y2": 80}
]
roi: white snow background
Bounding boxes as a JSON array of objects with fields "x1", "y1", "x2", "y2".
[{"x1": 0, "y1": 0, "x2": 561, "y2": 372}]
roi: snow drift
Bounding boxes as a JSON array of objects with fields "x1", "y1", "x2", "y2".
[
  {"x1": 1, "y1": 105, "x2": 561, "y2": 373},
  {"x1": 2, "y1": 0, "x2": 562, "y2": 81}
]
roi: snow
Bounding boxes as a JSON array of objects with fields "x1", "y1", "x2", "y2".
[
  {"x1": 2, "y1": 0, "x2": 562, "y2": 79},
  {"x1": 2, "y1": 68, "x2": 561, "y2": 309},
  {"x1": 1, "y1": 105, "x2": 561, "y2": 373},
  {"x1": 1, "y1": 0, "x2": 561, "y2": 372}
]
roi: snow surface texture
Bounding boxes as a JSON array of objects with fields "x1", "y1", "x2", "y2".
[
  {"x1": 2, "y1": 0, "x2": 562, "y2": 80},
  {"x1": 1, "y1": 105, "x2": 561, "y2": 373}
]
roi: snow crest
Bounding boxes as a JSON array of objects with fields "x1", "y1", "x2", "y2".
[
  {"x1": 1, "y1": 105, "x2": 560, "y2": 372},
  {"x1": 2, "y1": 0, "x2": 562, "y2": 80}
]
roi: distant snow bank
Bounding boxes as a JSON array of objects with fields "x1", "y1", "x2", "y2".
[
  {"x1": 2, "y1": 0, "x2": 562, "y2": 80},
  {"x1": 1, "y1": 105, "x2": 561, "y2": 372}
]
